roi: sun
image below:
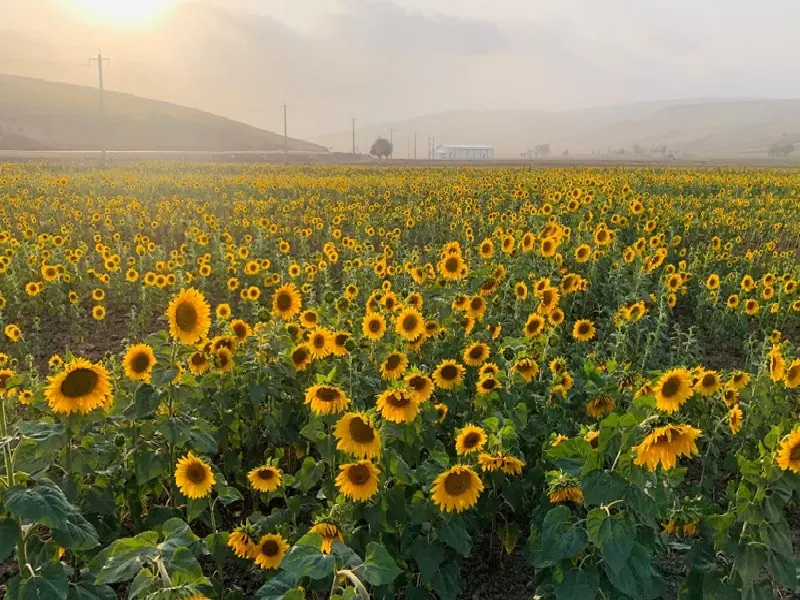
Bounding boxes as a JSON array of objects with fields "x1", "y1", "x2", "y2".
[{"x1": 65, "y1": 0, "x2": 178, "y2": 26}]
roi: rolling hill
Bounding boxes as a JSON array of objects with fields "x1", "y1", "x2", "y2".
[
  {"x1": 312, "y1": 99, "x2": 800, "y2": 159},
  {"x1": 0, "y1": 74, "x2": 326, "y2": 152}
]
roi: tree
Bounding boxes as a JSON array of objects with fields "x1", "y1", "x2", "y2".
[
  {"x1": 370, "y1": 137, "x2": 393, "y2": 159},
  {"x1": 534, "y1": 144, "x2": 550, "y2": 157},
  {"x1": 768, "y1": 142, "x2": 795, "y2": 158}
]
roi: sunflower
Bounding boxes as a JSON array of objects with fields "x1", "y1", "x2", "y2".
[
  {"x1": 586, "y1": 394, "x2": 614, "y2": 418},
  {"x1": 227, "y1": 529, "x2": 258, "y2": 559},
  {"x1": 91, "y1": 305, "x2": 106, "y2": 321},
  {"x1": 769, "y1": 345, "x2": 785, "y2": 382},
  {"x1": 248, "y1": 465, "x2": 283, "y2": 492},
  {"x1": 0, "y1": 369, "x2": 14, "y2": 396},
  {"x1": 476, "y1": 376, "x2": 501, "y2": 395},
  {"x1": 438, "y1": 254, "x2": 466, "y2": 281},
  {"x1": 695, "y1": 370, "x2": 721, "y2": 396},
  {"x1": 743, "y1": 299, "x2": 759, "y2": 315},
  {"x1": 776, "y1": 428, "x2": 800, "y2": 473},
  {"x1": 123, "y1": 343, "x2": 156, "y2": 383},
  {"x1": 501, "y1": 455, "x2": 525, "y2": 475},
  {"x1": 307, "y1": 328, "x2": 334, "y2": 360},
  {"x1": 549, "y1": 485, "x2": 584, "y2": 504},
  {"x1": 513, "y1": 358, "x2": 539, "y2": 382},
  {"x1": 722, "y1": 385, "x2": 739, "y2": 407},
  {"x1": 311, "y1": 523, "x2": 343, "y2": 554},
  {"x1": 523, "y1": 313, "x2": 546, "y2": 338},
  {"x1": 632, "y1": 424, "x2": 702, "y2": 471},
  {"x1": 216, "y1": 303, "x2": 232, "y2": 320},
  {"x1": 730, "y1": 371, "x2": 750, "y2": 390},
  {"x1": 167, "y1": 288, "x2": 211, "y2": 345},
  {"x1": 405, "y1": 373, "x2": 434, "y2": 402},
  {"x1": 175, "y1": 452, "x2": 215, "y2": 499},
  {"x1": 431, "y1": 465, "x2": 484, "y2": 513},
  {"x1": 467, "y1": 296, "x2": 487, "y2": 320},
  {"x1": 272, "y1": 284, "x2": 302, "y2": 320},
  {"x1": 784, "y1": 359, "x2": 800, "y2": 389},
  {"x1": 478, "y1": 453, "x2": 502, "y2": 472},
  {"x1": 432, "y1": 359, "x2": 465, "y2": 390},
  {"x1": 334, "y1": 412, "x2": 381, "y2": 459},
  {"x1": 45, "y1": 358, "x2": 112, "y2": 414},
  {"x1": 362, "y1": 312, "x2": 387, "y2": 341},
  {"x1": 572, "y1": 319, "x2": 596, "y2": 342},
  {"x1": 254, "y1": 534, "x2": 289, "y2": 570},
  {"x1": 291, "y1": 344, "x2": 313, "y2": 371},
  {"x1": 395, "y1": 307, "x2": 424, "y2": 341},
  {"x1": 514, "y1": 282, "x2": 528, "y2": 300},
  {"x1": 434, "y1": 403, "x2": 448, "y2": 423},
  {"x1": 230, "y1": 319, "x2": 252, "y2": 342},
  {"x1": 336, "y1": 460, "x2": 380, "y2": 501},
  {"x1": 729, "y1": 405, "x2": 743, "y2": 435},
  {"x1": 455, "y1": 425, "x2": 487, "y2": 455},
  {"x1": 188, "y1": 351, "x2": 211, "y2": 375},
  {"x1": 463, "y1": 342, "x2": 490, "y2": 367},
  {"x1": 654, "y1": 368, "x2": 693, "y2": 413},
  {"x1": 4, "y1": 323, "x2": 21, "y2": 343},
  {"x1": 380, "y1": 351, "x2": 409, "y2": 380},
  {"x1": 332, "y1": 332, "x2": 350, "y2": 357},
  {"x1": 479, "y1": 363, "x2": 500, "y2": 378},
  {"x1": 305, "y1": 385, "x2": 350, "y2": 415},
  {"x1": 376, "y1": 388, "x2": 419, "y2": 423},
  {"x1": 585, "y1": 431, "x2": 600, "y2": 449},
  {"x1": 215, "y1": 347, "x2": 234, "y2": 373}
]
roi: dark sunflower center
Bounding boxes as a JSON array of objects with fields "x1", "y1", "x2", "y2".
[
  {"x1": 335, "y1": 334, "x2": 349, "y2": 345},
  {"x1": 276, "y1": 292, "x2": 292, "y2": 311},
  {"x1": 543, "y1": 291, "x2": 554, "y2": 305},
  {"x1": 175, "y1": 302, "x2": 198, "y2": 332},
  {"x1": 191, "y1": 353, "x2": 207, "y2": 366},
  {"x1": 257, "y1": 469, "x2": 275, "y2": 480},
  {"x1": 701, "y1": 374, "x2": 716, "y2": 388},
  {"x1": 60, "y1": 368, "x2": 99, "y2": 398},
  {"x1": 186, "y1": 462, "x2": 207, "y2": 484},
  {"x1": 386, "y1": 354, "x2": 402, "y2": 369},
  {"x1": 261, "y1": 540, "x2": 279, "y2": 556},
  {"x1": 527, "y1": 320, "x2": 541, "y2": 334},
  {"x1": 481, "y1": 378, "x2": 497, "y2": 390},
  {"x1": 292, "y1": 347, "x2": 310, "y2": 363},
  {"x1": 368, "y1": 319, "x2": 382, "y2": 333},
  {"x1": 131, "y1": 352, "x2": 151, "y2": 374},
  {"x1": 444, "y1": 257, "x2": 460, "y2": 273},
  {"x1": 218, "y1": 353, "x2": 230, "y2": 367},
  {"x1": 787, "y1": 366, "x2": 800, "y2": 381},
  {"x1": 463, "y1": 432, "x2": 481, "y2": 448},
  {"x1": 312, "y1": 334, "x2": 326, "y2": 349},
  {"x1": 443, "y1": 471, "x2": 471, "y2": 496},
  {"x1": 408, "y1": 376, "x2": 425, "y2": 391},
  {"x1": 384, "y1": 298, "x2": 395, "y2": 309},
  {"x1": 402, "y1": 314, "x2": 419, "y2": 331},
  {"x1": 578, "y1": 323, "x2": 590, "y2": 335},
  {"x1": 543, "y1": 241, "x2": 553, "y2": 252},
  {"x1": 790, "y1": 445, "x2": 800, "y2": 461},
  {"x1": 387, "y1": 392, "x2": 410, "y2": 407},
  {"x1": 469, "y1": 346, "x2": 484, "y2": 359},
  {"x1": 349, "y1": 417, "x2": 375, "y2": 443},
  {"x1": 517, "y1": 362, "x2": 532, "y2": 373},
  {"x1": 316, "y1": 387, "x2": 341, "y2": 403},
  {"x1": 440, "y1": 365, "x2": 458, "y2": 380},
  {"x1": 470, "y1": 298, "x2": 483, "y2": 310},
  {"x1": 661, "y1": 376, "x2": 681, "y2": 398},
  {"x1": 233, "y1": 323, "x2": 247, "y2": 337},
  {"x1": 304, "y1": 313, "x2": 317, "y2": 324},
  {"x1": 347, "y1": 464, "x2": 371, "y2": 485}
]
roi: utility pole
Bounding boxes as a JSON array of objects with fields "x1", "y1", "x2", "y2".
[
  {"x1": 414, "y1": 132, "x2": 417, "y2": 160},
  {"x1": 282, "y1": 102, "x2": 288, "y2": 164},
  {"x1": 389, "y1": 128, "x2": 395, "y2": 159},
  {"x1": 352, "y1": 117, "x2": 356, "y2": 156},
  {"x1": 89, "y1": 50, "x2": 110, "y2": 166}
]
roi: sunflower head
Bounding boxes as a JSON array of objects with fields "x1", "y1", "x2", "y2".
[
  {"x1": 431, "y1": 465, "x2": 484, "y2": 513},
  {"x1": 305, "y1": 384, "x2": 350, "y2": 415},
  {"x1": 376, "y1": 388, "x2": 419, "y2": 424},
  {"x1": 175, "y1": 452, "x2": 215, "y2": 499},
  {"x1": 167, "y1": 288, "x2": 211, "y2": 345},
  {"x1": 455, "y1": 425, "x2": 487, "y2": 455},
  {"x1": 254, "y1": 534, "x2": 289, "y2": 570},
  {"x1": 248, "y1": 465, "x2": 283, "y2": 493},
  {"x1": 336, "y1": 460, "x2": 380, "y2": 502},
  {"x1": 380, "y1": 351, "x2": 409, "y2": 381},
  {"x1": 433, "y1": 359, "x2": 465, "y2": 390},
  {"x1": 123, "y1": 343, "x2": 156, "y2": 383},
  {"x1": 776, "y1": 428, "x2": 800, "y2": 473},
  {"x1": 334, "y1": 412, "x2": 381, "y2": 459},
  {"x1": 45, "y1": 358, "x2": 112, "y2": 415}
]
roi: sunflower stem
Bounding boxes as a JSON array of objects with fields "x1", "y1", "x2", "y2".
[{"x1": 0, "y1": 400, "x2": 29, "y2": 578}]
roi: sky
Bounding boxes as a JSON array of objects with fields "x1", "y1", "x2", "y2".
[{"x1": 3, "y1": 0, "x2": 800, "y2": 138}]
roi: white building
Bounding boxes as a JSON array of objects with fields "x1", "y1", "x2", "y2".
[{"x1": 432, "y1": 144, "x2": 494, "y2": 160}]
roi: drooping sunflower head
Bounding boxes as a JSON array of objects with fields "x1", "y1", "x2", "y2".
[
  {"x1": 291, "y1": 344, "x2": 313, "y2": 371},
  {"x1": 332, "y1": 332, "x2": 350, "y2": 357},
  {"x1": 227, "y1": 528, "x2": 258, "y2": 559},
  {"x1": 380, "y1": 351, "x2": 409, "y2": 381},
  {"x1": 334, "y1": 412, "x2": 381, "y2": 459},
  {"x1": 167, "y1": 288, "x2": 211, "y2": 345},
  {"x1": 432, "y1": 359, "x2": 465, "y2": 390},
  {"x1": 728, "y1": 405, "x2": 743, "y2": 435},
  {"x1": 785, "y1": 359, "x2": 800, "y2": 389},
  {"x1": 632, "y1": 424, "x2": 702, "y2": 471},
  {"x1": 586, "y1": 394, "x2": 615, "y2": 418},
  {"x1": 123, "y1": 343, "x2": 156, "y2": 383},
  {"x1": 311, "y1": 522, "x2": 343, "y2": 554},
  {"x1": 768, "y1": 345, "x2": 785, "y2": 382},
  {"x1": 335, "y1": 460, "x2": 380, "y2": 502},
  {"x1": 431, "y1": 465, "x2": 484, "y2": 513},
  {"x1": 254, "y1": 534, "x2": 289, "y2": 570},
  {"x1": 513, "y1": 358, "x2": 540, "y2": 382},
  {"x1": 455, "y1": 425, "x2": 487, "y2": 455},
  {"x1": 45, "y1": 358, "x2": 112, "y2": 415},
  {"x1": 304, "y1": 384, "x2": 350, "y2": 416},
  {"x1": 175, "y1": 452, "x2": 215, "y2": 499},
  {"x1": 248, "y1": 465, "x2": 283, "y2": 493},
  {"x1": 376, "y1": 388, "x2": 419, "y2": 424}
]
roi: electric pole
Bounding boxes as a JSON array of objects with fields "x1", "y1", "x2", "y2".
[
  {"x1": 414, "y1": 132, "x2": 417, "y2": 160},
  {"x1": 389, "y1": 128, "x2": 395, "y2": 159},
  {"x1": 282, "y1": 102, "x2": 288, "y2": 164},
  {"x1": 352, "y1": 117, "x2": 356, "y2": 156},
  {"x1": 89, "y1": 50, "x2": 110, "y2": 166}
]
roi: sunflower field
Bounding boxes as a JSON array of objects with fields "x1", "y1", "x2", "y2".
[{"x1": 0, "y1": 162, "x2": 799, "y2": 600}]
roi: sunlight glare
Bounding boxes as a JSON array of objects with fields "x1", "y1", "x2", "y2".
[{"x1": 66, "y1": 0, "x2": 177, "y2": 26}]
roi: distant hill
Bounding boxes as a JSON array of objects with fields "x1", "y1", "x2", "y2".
[
  {"x1": 0, "y1": 74, "x2": 326, "y2": 152},
  {"x1": 312, "y1": 99, "x2": 800, "y2": 158}
]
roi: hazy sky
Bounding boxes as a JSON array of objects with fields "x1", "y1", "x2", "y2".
[{"x1": 3, "y1": 0, "x2": 800, "y2": 137}]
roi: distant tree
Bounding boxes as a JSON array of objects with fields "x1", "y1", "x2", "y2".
[
  {"x1": 562, "y1": 149, "x2": 570, "y2": 158},
  {"x1": 534, "y1": 144, "x2": 550, "y2": 157},
  {"x1": 768, "y1": 142, "x2": 795, "y2": 158},
  {"x1": 370, "y1": 137, "x2": 393, "y2": 159},
  {"x1": 632, "y1": 143, "x2": 644, "y2": 155}
]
